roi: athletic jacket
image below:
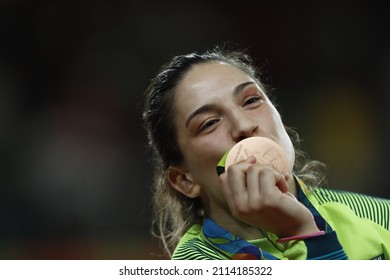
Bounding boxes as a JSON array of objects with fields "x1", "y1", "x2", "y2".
[{"x1": 172, "y1": 178, "x2": 390, "y2": 260}]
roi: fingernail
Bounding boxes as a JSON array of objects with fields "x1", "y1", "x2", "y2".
[{"x1": 246, "y1": 156, "x2": 256, "y2": 163}]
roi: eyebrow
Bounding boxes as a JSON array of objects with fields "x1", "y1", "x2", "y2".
[{"x1": 185, "y1": 81, "x2": 255, "y2": 128}]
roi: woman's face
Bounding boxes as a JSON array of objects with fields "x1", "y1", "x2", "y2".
[{"x1": 172, "y1": 61, "x2": 294, "y2": 213}]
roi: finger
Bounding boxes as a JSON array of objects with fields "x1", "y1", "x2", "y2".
[
  {"x1": 248, "y1": 166, "x2": 282, "y2": 206},
  {"x1": 225, "y1": 159, "x2": 254, "y2": 196},
  {"x1": 274, "y1": 172, "x2": 289, "y2": 193},
  {"x1": 245, "y1": 164, "x2": 265, "y2": 209},
  {"x1": 226, "y1": 163, "x2": 250, "y2": 210},
  {"x1": 241, "y1": 155, "x2": 257, "y2": 164},
  {"x1": 221, "y1": 159, "x2": 255, "y2": 214},
  {"x1": 255, "y1": 167, "x2": 289, "y2": 194},
  {"x1": 285, "y1": 191, "x2": 297, "y2": 200}
]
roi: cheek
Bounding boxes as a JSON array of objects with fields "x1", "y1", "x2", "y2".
[
  {"x1": 268, "y1": 107, "x2": 295, "y2": 170},
  {"x1": 279, "y1": 132, "x2": 295, "y2": 172},
  {"x1": 181, "y1": 138, "x2": 227, "y2": 184},
  {"x1": 186, "y1": 142, "x2": 219, "y2": 171},
  {"x1": 281, "y1": 131, "x2": 295, "y2": 171}
]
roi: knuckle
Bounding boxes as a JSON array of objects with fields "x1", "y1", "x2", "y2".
[
  {"x1": 227, "y1": 164, "x2": 241, "y2": 175},
  {"x1": 257, "y1": 166, "x2": 273, "y2": 177},
  {"x1": 260, "y1": 199, "x2": 273, "y2": 209},
  {"x1": 246, "y1": 164, "x2": 256, "y2": 173},
  {"x1": 218, "y1": 174, "x2": 227, "y2": 184},
  {"x1": 246, "y1": 164, "x2": 274, "y2": 177},
  {"x1": 248, "y1": 203, "x2": 262, "y2": 212},
  {"x1": 233, "y1": 203, "x2": 249, "y2": 216}
]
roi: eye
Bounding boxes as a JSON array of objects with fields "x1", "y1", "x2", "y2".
[
  {"x1": 243, "y1": 96, "x2": 263, "y2": 107},
  {"x1": 198, "y1": 118, "x2": 220, "y2": 133}
]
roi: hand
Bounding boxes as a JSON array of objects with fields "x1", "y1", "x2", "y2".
[{"x1": 218, "y1": 156, "x2": 319, "y2": 238}]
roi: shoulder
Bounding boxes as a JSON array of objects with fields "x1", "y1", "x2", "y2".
[
  {"x1": 311, "y1": 187, "x2": 390, "y2": 230},
  {"x1": 172, "y1": 224, "x2": 226, "y2": 260}
]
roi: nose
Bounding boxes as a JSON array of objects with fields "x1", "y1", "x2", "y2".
[{"x1": 230, "y1": 109, "x2": 258, "y2": 142}]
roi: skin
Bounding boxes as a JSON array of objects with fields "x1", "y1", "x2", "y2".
[{"x1": 168, "y1": 61, "x2": 319, "y2": 240}]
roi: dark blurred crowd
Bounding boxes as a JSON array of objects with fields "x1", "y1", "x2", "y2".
[{"x1": 0, "y1": 0, "x2": 389, "y2": 259}]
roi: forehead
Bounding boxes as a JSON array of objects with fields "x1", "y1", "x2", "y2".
[
  {"x1": 173, "y1": 61, "x2": 258, "y2": 127},
  {"x1": 176, "y1": 61, "x2": 253, "y2": 97}
]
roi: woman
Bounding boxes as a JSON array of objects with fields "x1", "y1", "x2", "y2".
[{"x1": 142, "y1": 46, "x2": 390, "y2": 260}]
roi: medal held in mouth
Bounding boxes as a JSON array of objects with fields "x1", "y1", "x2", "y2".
[{"x1": 216, "y1": 136, "x2": 290, "y2": 176}]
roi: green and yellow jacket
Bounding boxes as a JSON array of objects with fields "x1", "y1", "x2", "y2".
[{"x1": 172, "y1": 178, "x2": 390, "y2": 260}]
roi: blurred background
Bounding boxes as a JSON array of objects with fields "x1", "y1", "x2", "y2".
[{"x1": 0, "y1": 0, "x2": 389, "y2": 259}]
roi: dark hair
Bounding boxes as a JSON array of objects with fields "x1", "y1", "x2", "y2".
[{"x1": 142, "y1": 46, "x2": 326, "y2": 257}]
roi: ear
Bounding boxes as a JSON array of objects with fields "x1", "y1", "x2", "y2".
[{"x1": 167, "y1": 167, "x2": 201, "y2": 198}]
